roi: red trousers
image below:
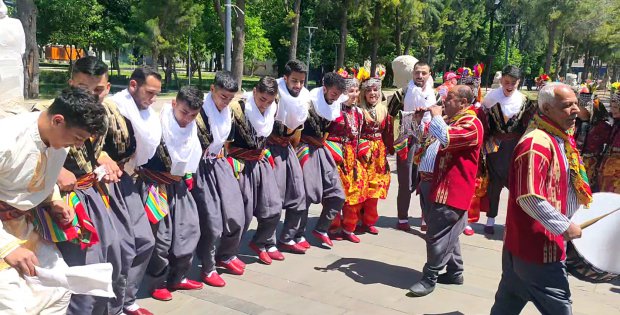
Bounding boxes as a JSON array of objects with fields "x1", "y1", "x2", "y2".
[{"x1": 330, "y1": 198, "x2": 379, "y2": 233}]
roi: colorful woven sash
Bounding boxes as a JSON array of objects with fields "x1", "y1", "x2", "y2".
[
  {"x1": 296, "y1": 144, "x2": 310, "y2": 168},
  {"x1": 394, "y1": 136, "x2": 409, "y2": 160},
  {"x1": 357, "y1": 139, "x2": 371, "y2": 160},
  {"x1": 324, "y1": 140, "x2": 344, "y2": 164},
  {"x1": 226, "y1": 157, "x2": 245, "y2": 178},
  {"x1": 263, "y1": 148, "x2": 275, "y2": 168},
  {"x1": 144, "y1": 184, "x2": 169, "y2": 224},
  {"x1": 76, "y1": 173, "x2": 110, "y2": 209},
  {"x1": 33, "y1": 192, "x2": 99, "y2": 249}
]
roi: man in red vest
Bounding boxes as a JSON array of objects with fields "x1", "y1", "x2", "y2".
[
  {"x1": 408, "y1": 85, "x2": 484, "y2": 297},
  {"x1": 491, "y1": 83, "x2": 587, "y2": 315}
]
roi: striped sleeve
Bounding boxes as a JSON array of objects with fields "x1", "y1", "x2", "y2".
[
  {"x1": 419, "y1": 140, "x2": 440, "y2": 173},
  {"x1": 518, "y1": 196, "x2": 570, "y2": 236},
  {"x1": 429, "y1": 116, "x2": 449, "y2": 146}
]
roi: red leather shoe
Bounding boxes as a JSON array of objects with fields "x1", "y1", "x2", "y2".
[
  {"x1": 230, "y1": 256, "x2": 246, "y2": 269},
  {"x1": 217, "y1": 260, "x2": 244, "y2": 275},
  {"x1": 124, "y1": 308, "x2": 154, "y2": 315},
  {"x1": 328, "y1": 230, "x2": 344, "y2": 241},
  {"x1": 296, "y1": 238, "x2": 311, "y2": 249},
  {"x1": 312, "y1": 230, "x2": 333, "y2": 248},
  {"x1": 267, "y1": 248, "x2": 285, "y2": 261},
  {"x1": 342, "y1": 232, "x2": 361, "y2": 243},
  {"x1": 396, "y1": 222, "x2": 411, "y2": 231},
  {"x1": 421, "y1": 224, "x2": 428, "y2": 232},
  {"x1": 151, "y1": 287, "x2": 172, "y2": 301},
  {"x1": 463, "y1": 226, "x2": 475, "y2": 236},
  {"x1": 201, "y1": 271, "x2": 226, "y2": 287},
  {"x1": 278, "y1": 242, "x2": 306, "y2": 254},
  {"x1": 249, "y1": 242, "x2": 272, "y2": 265},
  {"x1": 169, "y1": 279, "x2": 203, "y2": 291},
  {"x1": 364, "y1": 225, "x2": 379, "y2": 235}
]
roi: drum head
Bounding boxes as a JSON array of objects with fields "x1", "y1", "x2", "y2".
[{"x1": 571, "y1": 192, "x2": 620, "y2": 274}]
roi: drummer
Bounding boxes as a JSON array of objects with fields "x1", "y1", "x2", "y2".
[{"x1": 491, "y1": 83, "x2": 591, "y2": 315}]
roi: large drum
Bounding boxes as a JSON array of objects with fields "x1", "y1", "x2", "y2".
[{"x1": 566, "y1": 192, "x2": 620, "y2": 283}]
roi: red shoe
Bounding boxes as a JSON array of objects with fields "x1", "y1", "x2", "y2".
[
  {"x1": 312, "y1": 230, "x2": 333, "y2": 248},
  {"x1": 230, "y1": 256, "x2": 246, "y2": 269},
  {"x1": 217, "y1": 260, "x2": 244, "y2": 275},
  {"x1": 296, "y1": 238, "x2": 311, "y2": 249},
  {"x1": 364, "y1": 225, "x2": 379, "y2": 235},
  {"x1": 124, "y1": 308, "x2": 154, "y2": 315},
  {"x1": 396, "y1": 222, "x2": 411, "y2": 231},
  {"x1": 169, "y1": 279, "x2": 203, "y2": 291},
  {"x1": 278, "y1": 242, "x2": 306, "y2": 254},
  {"x1": 201, "y1": 271, "x2": 226, "y2": 287},
  {"x1": 249, "y1": 242, "x2": 272, "y2": 265},
  {"x1": 151, "y1": 287, "x2": 172, "y2": 301},
  {"x1": 328, "y1": 230, "x2": 344, "y2": 241},
  {"x1": 463, "y1": 226, "x2": 475, "y2": 236},
  {"x1": 421, "y1": 224, "x2": 428, "y2": 232},
  {"x1": 342, "y1": 232, "x2": 360, "y2": 243},
  {"x1": 267, "y1": 248, "x2": 285, "y2": 261}
]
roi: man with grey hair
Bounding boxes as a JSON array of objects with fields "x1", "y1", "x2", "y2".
[{"x1": 491, "y1": 83, "x2": 589, "y2": 315}]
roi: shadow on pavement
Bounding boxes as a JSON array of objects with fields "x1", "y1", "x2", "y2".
[{"x1": 314, "y1": 257, "x2": 421, "y2": 290}]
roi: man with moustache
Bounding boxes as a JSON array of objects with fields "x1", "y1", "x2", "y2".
[
  {"x1": 491, "y1": 83, "x2": 587, "y2": 315},
  {"x1": 388, "y1": 60, "x2": 437, "y2": 231}
]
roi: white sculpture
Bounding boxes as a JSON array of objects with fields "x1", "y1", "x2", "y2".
[
  {"x1": 0, "y1": 0, "x2": 27, "y2": 117},
  {"x1": 391, "y1": 55, "x2": 419, "y2": 89},
  {"x1": 566, "y1": 73, "x2": 578, "y2": 87},
  {"x1": 491, "y1": 71, "x2": 502, "y2": 89}
]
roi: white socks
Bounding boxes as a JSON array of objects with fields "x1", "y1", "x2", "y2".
[
  {"x1": 125, "y1": 304, "x2": 140, "y2": 312},
  {"x1": 486, "y1": 217, "x2": 495, "y2": 226},
  {"x1": 398, "y1": 219, "x2": 409, "y2": 224}
]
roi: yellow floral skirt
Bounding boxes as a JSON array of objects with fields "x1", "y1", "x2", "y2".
[
  {"x1": 359, "y1": 139, "x2": 390, "y2": 199},
  {"x1": 599, "y1": 154, "x2": 620, "y2": 194},
  {"x1": 336, "y1": 143, "x2": 368, "y2": 206}
]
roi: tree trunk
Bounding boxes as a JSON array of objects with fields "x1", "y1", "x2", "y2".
[
  {"x1": 198, "y1": 65, "x2": 203, "y2": 86},
  {"x1": 114, "y1": 47, "x2": 121, "y2": 76},
  {"x1": 370, "y1": 2, "x2": 381, "y2": 76},
  {"x1": 544, "y1": 19, "x2": 557, "y2": 74},
  {"x1": 213, "y1": 0, "x2": 226, "y2": 29},
  {"x1": 582, "y1": 49, "x2": 590, "y2": 82},
  {"x1": 394, "y1": 9, "x2": 401, "y2": 56},
  {"x1": 164, "y1": 57, "x2": 173, "y2": 89},
  {"x1": 232, "y1": 0, "x2": 246, "y2": 88},
  {"x1": 403, "y1": 29, "x2": 413, "y2": 55},
  {"x1": 215, "y1": 52, "x2": 222, "y2": 71},
  {"x1": 17, "y1": 0, "x2": 39, "y2": 99},
  {"x1": 337, "y1": 0, "x2": 350, "y2": 68},
  {"x1": 289, "y1": 0, "x2": 301, "y2": 60}
]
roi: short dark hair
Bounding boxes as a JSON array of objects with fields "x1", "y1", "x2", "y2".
[
  {"x1": 414, "y1": 61, "x2": 431, "y2": 71},
  {"x1": 213, "y1": 71, "x2": 238, "y2": 93},
  {"x1": 129, "y1": 66, "x2": 162, "y2": 86},
  {"x1": 48, "y1": 87, "x2": 107, "y2": 136},
  {"x1": 502, "y1": 65, "x2": 522, "y2": 80},
  {"x1": 176, "y1": 86, "x2": 204, "y2": 110},
  {"x1": 284, "y1": 60, "x2": 307, "y2": 76},
  {"x1": 255, "y1": 76, "x2": 278, "y2": 95},
  {"x1": 322, "y1": 72, "x2": 346, "y2": 92},
  {"x1": 72, "y1": 56, "x2": 108, "y2": 78}
]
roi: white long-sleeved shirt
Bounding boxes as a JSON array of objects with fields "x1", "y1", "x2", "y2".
[{"x1": 0, "y1": 112, "x2": 67, "y2": 259}]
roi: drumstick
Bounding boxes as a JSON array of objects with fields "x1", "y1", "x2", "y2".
[{"x1": 579, "y1": 207, "x2": 620, "y2": 229}]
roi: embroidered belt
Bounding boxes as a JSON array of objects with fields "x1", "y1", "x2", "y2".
[
  {"x1": 267, "y1": 134, "x2": 292, "y2": 147},
  {"x1": 300, "y1": 135, "x2": 325, "y2": 148},
  {"x1": 326, "y1": 136, "x2": 356, "y2": 145},
  {"x1": 0, "y1": 201, "x2": 26, "y2": 222},
  {"x1": 228, "y1": 146, "x2": 266, "y2": 161},
  {"x1": 362, "y1": 133, "x2": 382, "y2": 141},
  {"x1": 75, "y1": 173, "x2": 97, "y2": 190},
  {"x1": 136, "y1": 168, "x2": 181, "y2": 185},
  {"x1": 419, "y1": 171, "x2": 433, "y2": 182}
]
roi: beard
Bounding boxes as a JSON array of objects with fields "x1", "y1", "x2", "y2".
[{"x1": 287, "y1": 86, "x2": 300, "y2": 97}]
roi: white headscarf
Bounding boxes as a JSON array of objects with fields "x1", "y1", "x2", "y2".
[
  {"x1": 160, "y1": 103, "x2": 202, "y2": 176},
  {"x1": 309, "y1": 86, "x2": 348, "y2": 121},
  {"x1": 275, "y1": 77, "x2": 309, "y2": 129},
  {"x1": 403, "y1": 76, "x2": 436, "y2": 124},
  {"x1": 202, "y1": 92, "x2": 232, "y2": 156},
  {"x1": 244, "y1": 92, "x2": 276, "y2": 137},
  {"x1": 0, "y1": 1, "x2": 7, "y2": 19},
  {"x1": 112, "y1": 89, "x2": 162, "y2": 169}
]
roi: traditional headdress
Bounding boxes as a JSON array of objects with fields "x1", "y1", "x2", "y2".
[
  {"x1": 457, "y1": 63, "x2": 484, "y2": 102},
  {"x1": 337, "y1": 68, "x2": 360, "y2": 90}
]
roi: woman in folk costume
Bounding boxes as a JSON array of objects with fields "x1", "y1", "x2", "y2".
[
  {"x1": 357, "y1": 68, "x2": 394, "y2": 235},
  {"x1": 228, "y1": 77, "x2": 284, "y2": 265},
  {"x1": 598, "y1": 93, "x2": 620, "y2": 193},
  {"x1": 191, "y1": 71, "x2": 246, "y2": 287},
  {"x1": 325, "y1": 68, "x2": 368, "y2": 243},
  {"x1": 135, "y1": 86, "x2": 204, "y2": 302},
  {"x1": 574, "y1": 91, "x2": 611, "y2": 191}
]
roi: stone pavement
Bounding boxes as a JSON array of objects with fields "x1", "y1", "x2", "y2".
[{"x1": 136, "y1": 156, "x2": 620, "y2": 315}]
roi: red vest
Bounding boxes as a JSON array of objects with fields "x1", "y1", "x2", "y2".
[
  {"x1": 504, "y1": 128, "x2": 568, "y2": 264},
  {"x1": 431, "y1": 114, "x2": 483, "y2": 211}
]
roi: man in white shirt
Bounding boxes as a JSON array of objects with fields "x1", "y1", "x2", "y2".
[{"x1": 0, "y1": 87, "x2": 107, "y2": 314}]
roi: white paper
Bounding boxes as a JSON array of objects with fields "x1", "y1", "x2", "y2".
[{"x1": 25, "y1": 263, "x2": 115, "y2": 298}]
